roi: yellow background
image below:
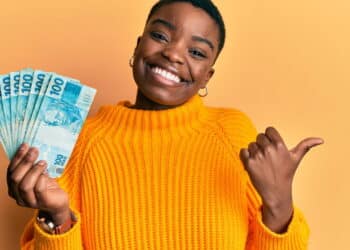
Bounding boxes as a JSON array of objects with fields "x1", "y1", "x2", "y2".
[{"x1": 0, "y1": 0, "x2": 348, "y2": 249}]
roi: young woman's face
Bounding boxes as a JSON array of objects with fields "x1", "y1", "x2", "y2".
[{"x1": 132, "y1": 2, "x2": 220, "y2": 106}]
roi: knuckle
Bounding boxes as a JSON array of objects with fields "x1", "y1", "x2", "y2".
[
  {"x1": 276, "y1": 141, "x2": 284, "y2": 149},
  {"x1": 25, "y1": 148, "x2": 38, "y2": 161},
  {"x1": 9, "y1": 173, "x2": 21, "y2": 184},
  {"x1": 23, "y1": 154, "x2": 34, "y2": 163},
  {"x1": 18, "y1": 182, "x2": 32, "y2": 193},
  {"x1": 248, "y1": 142, "x2": 256, "y2": 149},
  {"x1": 245, "y1": 158, "x2": 256, "y2": 171},
  {"x1": 256, "y1": 133, "x2": 264, "y2": 140},
  {"x1": 34, "y1": 183, "x2": 45, "y2": 194},
  {"x1": 13, "y1": 152, "x2": 24, "y2": 162},
  {"x1": 26, "y1": 200, "x2": 37, "y2": 208},
  {"x1": 266, "y1": 126, "x2": 275, "y2": 132},
  {"x1": 255, "y1": 151, "x2": 264, "y2": 159},
  {"x1": 16, "y1": 200, "x2": 26, "y2": 207},
  {"x1": 246, "y1": 158, "x2": 254, "y2": 166},
  {"x1": 263, "y1": 145, "x2": 273, "y2": 154}
]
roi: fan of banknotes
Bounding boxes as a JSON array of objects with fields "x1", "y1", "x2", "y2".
[{"x1": 0, "y1": 69, "x2": 96, "y2": 178}]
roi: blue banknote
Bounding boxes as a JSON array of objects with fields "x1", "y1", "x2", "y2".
[
  {"x1": 0, "y1": 75, "x2": 10, "y2": 156},
  {"x1": 22, "y1": 70, "x2": 51, "y2": 145},
  {"x1": 17, "y1": 68, "x2": 34, "y2": 148},
  {"x1": 31, "y1": 74, "x2": 96, "y2": 177},
  {"x1": 10, "y1": 72, "x2": 20, "y2": 156},
  {"x1": 0, "y1": 74, "x2": 13, "y2": 157}
]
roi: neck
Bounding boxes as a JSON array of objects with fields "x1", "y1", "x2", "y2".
[{"x1": 130, "y1": 89, "x2": 182, "y2": 111}]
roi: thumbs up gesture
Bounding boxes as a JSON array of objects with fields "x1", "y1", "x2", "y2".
[{"x1": 239, "y1": 127, "x2": 323, "y2": 233}]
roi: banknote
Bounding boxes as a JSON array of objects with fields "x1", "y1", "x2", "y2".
[
  {"x1": 0, "y1": 76, "x2": 10, "y2": 156},
  {"x1": 17, "y1": 68, "x2": 34, "y2": 148},
  {"x1": 0, "y1": 74, "x2": 13, "y2": 157},
  {"x1": 22, "y1": 70, "x2": 51, "y2": 145},
  {"x1": 0, "y1": 69, "x2": 96, "y2": 174},
  {"x1": 31, "y1": 74, "x2": 96, "y2": 177},
  {"x1": 10, "y1": 72, "x2": 20, "y2": 157}
]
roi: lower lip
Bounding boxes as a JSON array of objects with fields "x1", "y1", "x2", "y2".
[{"x1": 146, "y1": 64, "x2": 183, "y2": 88}]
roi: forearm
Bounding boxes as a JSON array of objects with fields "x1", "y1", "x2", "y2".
[
  {"x1": 246, "y1": 206, "x2": 310, "y2": 250},
  {"x1": 21, "y1": 208, "x2": 83, "y2": 250},
  {"x1": 262, "y1": 199, "x2": 294, "y2": 233}
]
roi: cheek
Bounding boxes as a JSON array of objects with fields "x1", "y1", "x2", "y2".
[
  {"x1": 136, "y1": 37, "x2": 161, "y2": 57},
  {"x1": 192, "y1": 66, "x2": 210, "y2": 84}
]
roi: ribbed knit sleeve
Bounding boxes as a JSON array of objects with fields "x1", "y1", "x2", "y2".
[
  {"x1": 217, "y1": 108, "x2": 310, "y2": 250},
  {"x1": 19, "y1": 117, "x2": 92, "y2": 250}
]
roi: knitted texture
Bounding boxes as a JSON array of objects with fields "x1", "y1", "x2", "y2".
[{"x1": 20, "y1": 95, "x2": 309, "y2": 249}]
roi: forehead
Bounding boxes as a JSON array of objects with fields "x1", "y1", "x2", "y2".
[{"x1": 147, "y1": 2, "x2": 219, "y2": 44}]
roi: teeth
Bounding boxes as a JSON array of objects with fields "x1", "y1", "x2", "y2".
[{"x1": 151, "y1": 66, "x2": 181, "y2": 83}]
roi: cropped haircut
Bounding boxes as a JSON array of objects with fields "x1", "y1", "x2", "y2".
[{"x1": 146, "y1": 0, "x2": 226, "y2": 58}]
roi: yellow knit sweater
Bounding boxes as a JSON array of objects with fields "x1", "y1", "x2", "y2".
[{"x1": 20, "y1": 95, "x2": 309, "y2": 249}]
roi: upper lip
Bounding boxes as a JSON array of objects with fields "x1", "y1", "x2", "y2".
[{"x1": 148, "y1": 62, "x2": 190, "y2": 82}]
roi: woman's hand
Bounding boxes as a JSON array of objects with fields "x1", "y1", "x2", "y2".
[
  {"x1": 239, "y1": 127, "x2": 323, "y2": 233},
  {"x1": 6, "y1": 143, "x2": 71, "y2": 225}
]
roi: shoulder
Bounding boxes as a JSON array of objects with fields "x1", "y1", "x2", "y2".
[{"x1": 206, "y1": 106, "x2": 258, "y2": 150}]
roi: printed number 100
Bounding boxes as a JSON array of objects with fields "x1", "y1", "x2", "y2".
[{"x1": 50, "y1": 78, "x2": 65, "y2": 96}]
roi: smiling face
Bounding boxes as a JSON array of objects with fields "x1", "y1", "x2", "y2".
[{"x1": 132, "y1": 2, "x2": 220, "y2": 107}]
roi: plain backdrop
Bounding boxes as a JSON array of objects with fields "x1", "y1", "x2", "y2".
[{"x1": 0, "y1": 0, "x2": 348, "y2": 249}]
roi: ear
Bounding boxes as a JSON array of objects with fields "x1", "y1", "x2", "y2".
[
  {"x1": 200, "y1": 68, "x2": 215, "y2": 88},
  {"x1": 134, "y1": 36, "x2": 142, "y2": 52}
]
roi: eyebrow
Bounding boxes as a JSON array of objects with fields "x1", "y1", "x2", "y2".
[
  {"x1": 151, "y1": 18, "x2": 176, "y2": 30},
  {"x1": 150, "y1": 18, "x2": 215, "y2": 51},
  {"x1": 192, "y1": 35, "x2": 214, "y2": 51}
]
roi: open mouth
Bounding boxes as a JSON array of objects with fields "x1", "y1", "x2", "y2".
[{"x1": 147, "y1": 63, "x2": 190, "y2": 84}]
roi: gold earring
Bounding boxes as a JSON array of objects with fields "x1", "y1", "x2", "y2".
[
  {"x1": 129, "y1": 55, "x2": 134, "y2": 67},
  {"x1": 198, "y1": 87, "x2": 208, "y2": 97}
]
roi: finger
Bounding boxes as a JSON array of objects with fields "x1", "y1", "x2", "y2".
[
  {"x1": 265, "y1": 127, "x2": 287, "y2": 148},
  {"x1": 8, "y1": 148, "x2": 39, "y2": 204},
  {"x1": 248, "y1": 142, "x2": 260, "y2": 157},
  {"x1": 18, "y1": 161, "x2": 47, "y2": 208},
  {"x1": 256, "y1": 133, "x2": 272, "y2": 150},
  {"x1": 290, "y1": 137, "x2": 324, "y2": 163},
  {"x1": 7, "y1": 147, "x2": 37, "y2": 199},
  {"x1": 239, "y1": 148, "x2": 250, "y2": 166},
  {"x1": 8, "y1": 143, "x2": 30, "y2": 172}
]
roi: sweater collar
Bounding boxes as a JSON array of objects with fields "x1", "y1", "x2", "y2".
[{"x1": 97, "y1": 95, "x2": 207, "y2": 132}]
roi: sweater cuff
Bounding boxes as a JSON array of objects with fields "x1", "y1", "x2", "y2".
[
  {"x1": 33, "y1": 208, "x2": 83, "y2": 250},
  {"x1": 248, "y1": 206, "x2": 310, "y2": 250}
]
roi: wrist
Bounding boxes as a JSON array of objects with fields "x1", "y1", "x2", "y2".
[
  {"x1": 37, "y1": 209, "x2": 76, "y2": 234},
  {"x1": 262, "y1": 197, "x2": 294, "y2": 233},
  {"x1": 51, "y1": 208, "x2": 71, "y2": 225}
]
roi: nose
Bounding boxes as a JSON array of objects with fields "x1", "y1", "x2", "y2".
[{"x1": 161, "y1": 42, "x2": 185, "y2": 65}]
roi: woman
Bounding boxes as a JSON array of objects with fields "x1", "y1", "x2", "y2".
[{"x1": 7, "y1": 0, "x2": 323, "y2": 249}]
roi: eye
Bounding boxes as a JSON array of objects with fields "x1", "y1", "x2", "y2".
[
  {"x1": 150, "y1": 31, "x2": 168, "y2": 42},
  {"x1": 189, "y1": 48, "x2": 207, "y2": 59}
]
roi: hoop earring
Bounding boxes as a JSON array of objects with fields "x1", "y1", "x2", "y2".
[
  {"x1": 198, "y1": 87, "x2": 208, "y2": 97},
  {"x1": 129, "y1": 55, "x2": 134, "y2": 67}
]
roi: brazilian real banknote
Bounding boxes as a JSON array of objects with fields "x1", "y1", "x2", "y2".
[
  {"x1": 10, "y1": 71, "x2": 20, "y2": 156},
  {"x1": 0, "y1": 74, "x2": 13, "y2": 156},
  {"x1": 31, "y1": 74, "x2": 96, "y2": 177},
  {"x1": 0, "y1": 69, "x2": 96, "y2": 178},
  {"x1": 0, "y1": 75, "x2": 10, "y2": 156},
  {"x1": 17, "y1": 68, "x2": 34, "y2": 150}
]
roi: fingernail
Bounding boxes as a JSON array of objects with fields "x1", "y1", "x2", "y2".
[
  {"x1": 28, "y1": 147, "x2": 37, "y2": 155},
  {"x1": 37, "y1": 161, "x2": 46, "y2": 166},
  {"x1": 317, "y1": 138, "x2": 324, "y2": 144},
  {"x1": 19, "y1": 143, "x2": 27, "y2": 151}
]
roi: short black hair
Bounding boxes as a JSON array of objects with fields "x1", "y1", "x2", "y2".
[{"x1": 146, "y1": 0, "x2": 226, "y2": 58}]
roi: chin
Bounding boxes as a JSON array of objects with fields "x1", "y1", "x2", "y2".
[{"x1": 139, "y1": 87, "x2": 188, "y2": 107}]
